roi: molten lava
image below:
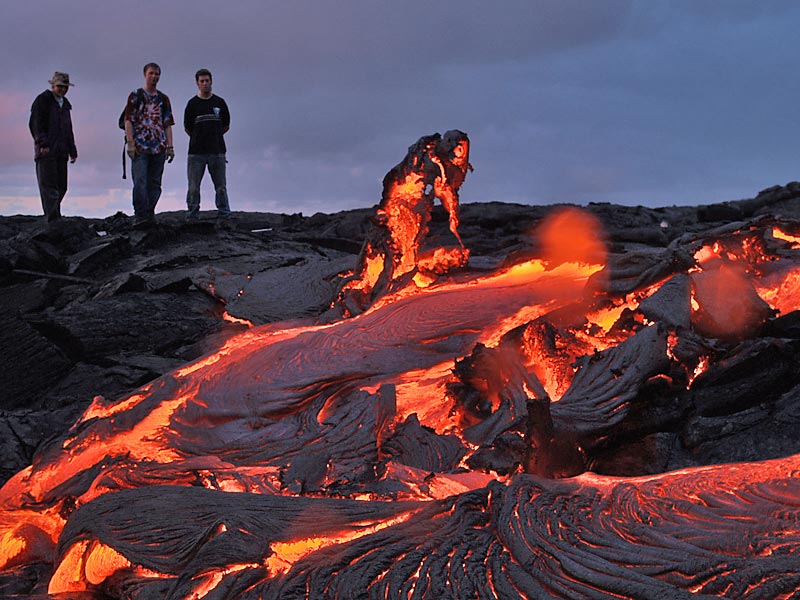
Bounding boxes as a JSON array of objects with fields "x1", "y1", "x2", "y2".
[
  {"x1": 339, "y1": 130, "x2": 473, "y2": 315},
  {"x1": 3, "y1": 160, "x2": 800, "y2": 597}
]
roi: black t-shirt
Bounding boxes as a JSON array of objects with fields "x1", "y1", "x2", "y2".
[{"x1": 184, "y1": 94, "x2": 230, "y2": 154}]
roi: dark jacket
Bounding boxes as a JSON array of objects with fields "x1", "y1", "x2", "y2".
[{"x1": 29, "y1": 90, "x2": 77, "y2": 161}]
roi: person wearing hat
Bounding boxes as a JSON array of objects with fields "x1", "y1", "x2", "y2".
[{"x1": 29, "y1": 71, "x2": 78, "y2": 223}]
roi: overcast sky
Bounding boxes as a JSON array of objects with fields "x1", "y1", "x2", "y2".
[{"x1": 2, "y1": 1, "x2": 800, "y2": 218}]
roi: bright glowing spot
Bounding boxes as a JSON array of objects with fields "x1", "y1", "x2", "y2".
[
  {"x1": 772, "y1": 227, "x2": 800, "y2": 246},
  {"x1": 223, "y1": 312, "x2": 254, "y2": 327},
  {"x1": 85, "y1": 542, "x2": 132, "y2": 585},
  {"x1": 0, "y1": 531, "x2": 26, "y2": 569},
  {"x1": 535, "y1": 207, "x2": 607, "y2": 267},
  {"x1": 48, "y1": 540, "x2": 91, "y2": 593},
  {"x1": 267, "y1": 512, "x2": 416, "y2": 575},
  {"x1": 690, "y1": 261, "x2": 769, "y2": 341}
]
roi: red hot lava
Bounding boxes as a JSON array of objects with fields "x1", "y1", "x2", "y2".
[{"x1": 2, "y1": 144, "x2": 800, "y2": 597}]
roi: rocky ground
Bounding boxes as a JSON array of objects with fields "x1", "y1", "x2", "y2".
[
  {"x1": 2, "y1": 182, "x2": 800, "y2": 489},
  {"x1": 4, "y1": 183, "x2": 800, "y2": 598}
]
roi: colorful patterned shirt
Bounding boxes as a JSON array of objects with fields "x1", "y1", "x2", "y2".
[{"x1": 125, "y1": 89, "x2": 174, "y2": 154}]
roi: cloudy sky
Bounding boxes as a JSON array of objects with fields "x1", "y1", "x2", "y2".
[{"x1": 2, "y1": 1, "x2": 799, "y2": 218}]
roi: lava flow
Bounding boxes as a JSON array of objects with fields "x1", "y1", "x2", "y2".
[{"x1": 3, "y1": 144, "x2": 800, "y2": 598}]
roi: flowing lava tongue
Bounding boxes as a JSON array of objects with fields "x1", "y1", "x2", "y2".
[{"x1": 3, "y1": 141, "x2": 800, "y2": 598}]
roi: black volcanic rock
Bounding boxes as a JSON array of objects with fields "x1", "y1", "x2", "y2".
[
  {"x1": 3, "y1": 185, "x2": 800, "y2": 597},
  {"x1": 0, "y1": 189, "x2": 797, "y2": 487}
]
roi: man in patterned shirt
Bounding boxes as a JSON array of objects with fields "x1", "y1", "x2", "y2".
[{"x1": 124, "y1": 62, "x2": 175, "y2": 227}]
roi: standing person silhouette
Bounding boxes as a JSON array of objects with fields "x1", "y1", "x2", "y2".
[
  {"x1": 29, "y1": 71, "x2": 78, "y2": 224},
  {"x1": 124, "y1": 62, "x2": 174, "y2": 228},
  {"x1": 183, "y1": 68, "x2": 231, "y2": 224}
]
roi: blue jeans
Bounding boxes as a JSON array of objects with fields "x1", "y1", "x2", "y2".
[
  {"x1": 131, "y1": 152, "x2": 166, "y2": 220},
  {"x1": 186, "y1": 154, "x2": 230, "y2": 218}
]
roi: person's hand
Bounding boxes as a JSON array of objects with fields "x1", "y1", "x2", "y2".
[
  {"x1": 69, "y1": 153, "x2": 77, "y2": 164},
  {"x1": 165, "y1": 146, "x2": 175, "y2": 163},
  {"x1": 40, "y1": 146, "x2": 50, "y2": 156},
  {"x1": 126, "y1": 142, "x2": 136, "y2": 160}
]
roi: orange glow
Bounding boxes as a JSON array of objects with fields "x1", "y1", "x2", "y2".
[
  {"x1": 0, "y1": 530, "x2": 26, "y2": 569},
  {"x1": 223, "y1": 311, "x2": 254, "y2": 327},
  {"x1": 755, "y1": 264, "x2": 800, "y2": 316},
  {"x1": 772, "y1": 226, "x2": 800, "y2": 246},
  {"x1": 340, "y1": 131, "x2": 471, "y2": 313},
  {"x1": 535, "y1": 207, "x2": 607, "y2": 267},
  {"x1": 393, "y1": 362, "x2": 460, "y2": 433},
  {"x1": 77, "y1": 392, "x2": 148, "y2": 424},
  {"x1": 84, "y1": 542, "x2": 132, "y2": 585},
  {"x1": 690, "y1": 261, "x2": 770, "y2": 341},
  {"x1": 267, "y1": 511, "x2": 416, "y2": 575},
  {"x1": 188, "y1": 564, "x2": 257, "y2": 598},
  {"x1": 6, "y1": 208, "x2": 800, "y2": 596},
  {"x1": 0, "y1": 522, "x2": 55, "y2": 570},
  {"x1": 48, "y1": 540, "x2": 90, "y2": 593},
  {"x1": 688, "y1": 355, "x2": 711, "y2": 388},
  {"x1": 49, "y1": 539, "x2": 164, "y2": 593}
]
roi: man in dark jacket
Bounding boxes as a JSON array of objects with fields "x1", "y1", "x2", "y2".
[
  {"x1": 183, "y1": 68, "x2": 231, "y2": 221},
  {"x1": 29, "y1": 72, "x2": 78, "y2": 223}
]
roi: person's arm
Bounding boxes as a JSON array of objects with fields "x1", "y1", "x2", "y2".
[
  {"x1": 125, "y1": 119, "x2": 135, "y2": 158},
  {"x1": 30, "y1": 95, "x2": 50, "y2": 154},
  {"x1": 161, "y1": 94, "x2": 175, "y2": 162},
  {"x1": 183, "y1": 99, "x2": 192, "y2": 137},
  {"x1": 124, "y1": 92, "x2": 137, "y2": 158},
  {"x1": 68, "y1": 112, "x2": 77, "y2": 163},
  {"x1": 165, "y1": 124, "x2": 174, "y2": 162},
  {"x1": 221, "y1": 99, "x2": 230, "y2": 135}
]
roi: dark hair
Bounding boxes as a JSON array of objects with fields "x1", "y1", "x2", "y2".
[
  {"x1": 143, "y1": 62, "x2": 161, "y2": 75},
  {"x1": 195, "y1": 68, "x2": 212, "y2": 83}
]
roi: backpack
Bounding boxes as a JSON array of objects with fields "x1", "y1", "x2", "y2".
[{"x1": 119, "y1": 88, "x2": 166, "y2": 178}]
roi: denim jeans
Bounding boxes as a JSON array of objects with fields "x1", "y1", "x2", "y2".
[
  {"x1": 186, "y1": 154, "x2": 230, "y2": 218},
  {"x1": 131, "y1": 152, "x2": 166, "y2": 220},
  {"x1": 36, "y1": 157, "x2": 68, "y2": 222}
]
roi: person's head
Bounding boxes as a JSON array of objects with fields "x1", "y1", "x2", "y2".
[
  {"x1": 143, "y1": 63, "x2": 161, "y2": 89},
  {"x1": 195, "y1": 68, "x2": 212, "y2": 97},
  {"x1": 48, "y1": 71, "x2": 73, "y2": 98}
]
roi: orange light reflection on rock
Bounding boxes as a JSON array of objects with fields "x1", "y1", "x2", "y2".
[
  {"x1": 189, "y1": 564, "x2": 259, "y2": 599},
  {"x1": 84, "y1": 542, "x2": 132, "y2": 585},
  {"x1": 755, "y1": 264, "x2": 800, "y2": 316},
  {"x1": 480, "y1": 261, "x2": 604, "y2": 349},
  {"x1": 77, "y1": 392, "x2": 148, "y2": 425},
  {"x1": 267, "y1": 511, "x2": 416, "y2": 576},
  {"x1": 48, "y1": 539, "x2": 89, "y2": 594},
  {"x1": 0, "y1": 529, "x2": 27, "y2": 569},
  {"x1": 49, "y1": 539, "x2": 164, "y2": 594},
  {"x1": 393, "y1": 362, "x2": 460, "y2": 433},
  {"x1": 690, "y1": 261, "x2": 770, "y2": 341},
  {"x1": 222, "y1": 311, "x2": 254, "y2": 327},
  {"x1": 772, "y1": 226, "x2": 800, "y2": 246},
  {"x1": 24, "y1": 391, "x2": 192, "y2": 510}
]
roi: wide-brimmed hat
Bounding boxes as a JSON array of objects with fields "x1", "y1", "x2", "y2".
[{"x1": 48, "y1": 72, "x2": 74, "y2": 87}]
